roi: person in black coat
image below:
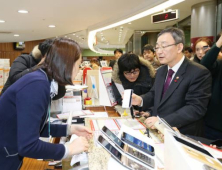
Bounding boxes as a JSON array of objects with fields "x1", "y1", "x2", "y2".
[
  {"x1": 109, "y1": 48, "x2": 123, "y2": 69},
  {"x1": 1, "y1": 39, "x2": 66, "y2": 100},
  {"x1": 111, "y1": 53, "x2": 155, "y2": 110},
  {"x1": 200, "y1": 33, "x2": 222, "y2": 140},
  {"x1": 129, "y1": 27, "x2": 211, "y2": 136},
  {"x1": 1, "y1": 39, "x2": 52, "y2": 94}
]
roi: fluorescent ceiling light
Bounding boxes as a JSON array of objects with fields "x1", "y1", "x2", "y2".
[
  {"x1": 48, "y1": 25, "x2": 55, "y2": 28},
  {"x1": 88, "y1": 0, "x2": 185, "y2": 54},
  {"x1": 0, "y1": 20, "x2": 5, "y2": 23},
  {"x1": 14, "y1": 34, "x2": 19, "y2": 37},
  {"x1": 18, "y1": 10, "x2": 28, "y2": 13}
]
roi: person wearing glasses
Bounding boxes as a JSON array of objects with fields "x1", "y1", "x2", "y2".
[
  {"x1": 111, "y1": 53, "x2": 155, "y2": 110},
  {"x1": 128, "y1": 27, "x2": 211, "y2": 136},
  {"x1": 200, "y1": 32, "x2": 222, "y2": 140},
  {"x1": 193, "y1": 37, "x2": 212, "y2": 63}
]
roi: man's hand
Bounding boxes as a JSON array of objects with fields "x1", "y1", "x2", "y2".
[
  {"x1": 131, "y1": 93, "x2": 142, "y2": 106},
  {"x1": 144, "y1": 116, "x2": 158, "y2": 129},
  {"x1": 70, "y1": 125, "x2": 93, "y2": 140}
]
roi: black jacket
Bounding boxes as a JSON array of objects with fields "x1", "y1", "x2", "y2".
[
  {"x1": 109, "y1": 60, "x2": 116, "y2": 69},
  {"x1": 200, "y1": 44, "x2": 222, "y2": 132},
  {"x1": 1, "y1": 46, "x2": 66, "y2": 99},
  {"x1": 141, "y1": 57, "x2": 212, "y2": 136},
  {"x1": 193, "y1": 54, "x2": 201, "y2": 63},
  {"x1": 111, "y1": 57, "x2": 155, "y2": 107},
  {"x1": 2, "y1": 46, "x2": 42, "y2": 94}
]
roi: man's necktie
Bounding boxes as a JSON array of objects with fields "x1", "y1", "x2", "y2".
[{"x1": 162, "y1": 69, "x2": 174, "y2": 96}]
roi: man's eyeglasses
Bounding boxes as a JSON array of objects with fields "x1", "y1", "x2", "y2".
[
  {"x1": 124, "y1": 69, "x2": 140, "y2": 76},
  {"x1": 154, "y1": 43, "x2": 180, "y2": 51}
]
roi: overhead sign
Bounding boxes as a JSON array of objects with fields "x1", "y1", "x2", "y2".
[{"x1": 151, "y1": 10, "x2": 179, "y2": 24}]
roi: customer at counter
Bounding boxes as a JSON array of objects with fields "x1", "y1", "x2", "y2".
[
  {"x1": 0, "y1": 38, "x2": 92, "y2": 170},
  {"x1": 200, "y1": 32, "x2": 222, "y2": 140},
  {"x1": 129, "y1": 27, "x2": 211, "y2": 136},
  {"x1": 111, "y1": 53, "x2": 155, "y2": 108},
  {"x1": 1, "y1": 39, "x2": 66, "y2": 100}
]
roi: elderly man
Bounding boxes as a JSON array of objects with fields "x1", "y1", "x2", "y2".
[{"x1": 130, "y1": 27, "x2": 211, "y2": 136}]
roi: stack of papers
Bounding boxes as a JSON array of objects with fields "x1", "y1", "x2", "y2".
[
  {"x1": 89, "y1": 118, "x2": 145, "y2": 132},
  {"x1": 57, "y1": 110, "x2": 93, "y2": 119},
  {"x1": 80, "y1": 112, "x2": 108, "y2": 118},
  {"x1": 65, "y1": 85, "x2": 88, "y2": 91}
]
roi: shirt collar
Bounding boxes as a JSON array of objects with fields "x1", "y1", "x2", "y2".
[{"x1": 168, "y1": 56, "x2": 185, "y2": 73}]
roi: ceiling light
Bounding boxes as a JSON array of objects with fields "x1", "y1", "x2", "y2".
[
  {"x1": 0, "y1": 20, "x2": 5, "y2": 23},
  {"x1": 128, "y1": 22, "x2": 132, "y2": 24},
  {"x1": 18, "y1": 10, "x2": 28, "y2": 14},
  {"x1": 73, "y1": 34, "x2": 75, "y2": 35},
  {"x1": 88, "y1": 0, "x2": 184, "y2": 54},
  {"x1": 48, "y1": 25, "x2": 55, "y2": 28},
  {"x1": 14, "y1": 34, "x2": 19, "y2": 37}
]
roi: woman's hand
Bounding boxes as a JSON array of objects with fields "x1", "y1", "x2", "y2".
[
  {"x1": 66, "y1": 136, "x2": 89, "y2": 156},
  {"x1": 216, "y1": 34, "x2": 222, "y2": 48},
  {"x1": 70, "y1": 125, "x2": 93, "y2": 140}
]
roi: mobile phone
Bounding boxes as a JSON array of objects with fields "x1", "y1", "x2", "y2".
[
  {"x1": 174, "y1": 136, "x2": 213, "y2": 158},
  {"x1": 156, "y1": 117, "x2": 178, "y2": 135},
  {"x1": 101, "y1": 126, "x2": 124, "y2": 150},
  {"x1": 203, "y1": 164, "x2": 217, "y2": 170},
  {"x1": 98, "y1": 135, "x2": 153, "y2": 170},
  {"x1": 134, "y1": 112, "x2": 141, "y2": 118},
  {"x1": 102, "y1": 126, "x2": 155, "y2": 168},
  {"x1": 210, "y1": 140, "x2": 222, "y2": 149},
  {"x1": 203, "y1": 45, "x2": 209, "y2": 50},
  {"x1": 97, "y1": 135, "x2": 123, "y2": 163},
  {"x1": 122, "y1": 89, "x2": 133, "y2": 108},
  {"x1": 121, "y1": 132, "x2": 155, "y2": 156}
]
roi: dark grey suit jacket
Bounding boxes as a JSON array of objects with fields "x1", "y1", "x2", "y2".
[{"x1": 141, "y1": 57, "x2": 212, "y2": 136}]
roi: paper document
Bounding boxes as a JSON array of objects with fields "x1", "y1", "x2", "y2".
[
  {"x1": 57, "y1": 110, "x2": 93, "y2": 119},
  {"x1": 62, "y1": 96, "x2": 82, "y2": 112},
  {"x1": 80, "y1": 112, "x2": 108, "y2": 118},
  {"x1": 70, "y1": 134, "x2": 88, "y2": 166},
  {"x1": 66, "y1": 85, "x2": 88, "y2": 91},
  {"x1": 90, "y1": 76, "x2": 99, "y2": 99},
  {"x1": 115, "y1": 83, "x2": 124, "y2": 95}
]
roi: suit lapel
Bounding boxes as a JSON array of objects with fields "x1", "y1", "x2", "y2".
[
  {"x1": 158, "y1": 58, "x2": 188, "y2": 107},
  {"x1": 156, "y1": 66, "x2": 168, "y2": 104}
]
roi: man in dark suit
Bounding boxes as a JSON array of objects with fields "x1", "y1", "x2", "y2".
[{"x1": 131, "y1": 27, "x2": 212, "y2": 136}]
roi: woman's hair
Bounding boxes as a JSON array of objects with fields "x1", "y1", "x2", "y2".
[
  {"x1": 118, "y1": 53, "x2": 141, "y2": 76},
  {"x1": 38, "y1": 38, "x2": 81, "y2": 85},
  {"x1": 194, "y1": 37, "x2": 213, "y2": 50}
]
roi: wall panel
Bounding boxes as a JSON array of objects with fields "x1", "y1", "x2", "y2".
[{"x1": 0, "y1": 39, "x2": 44, "y2": 66}]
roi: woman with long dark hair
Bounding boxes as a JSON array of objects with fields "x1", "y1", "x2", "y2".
[{"x1": 0, "y1": 38, "x2": 92, "y2": 169}]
